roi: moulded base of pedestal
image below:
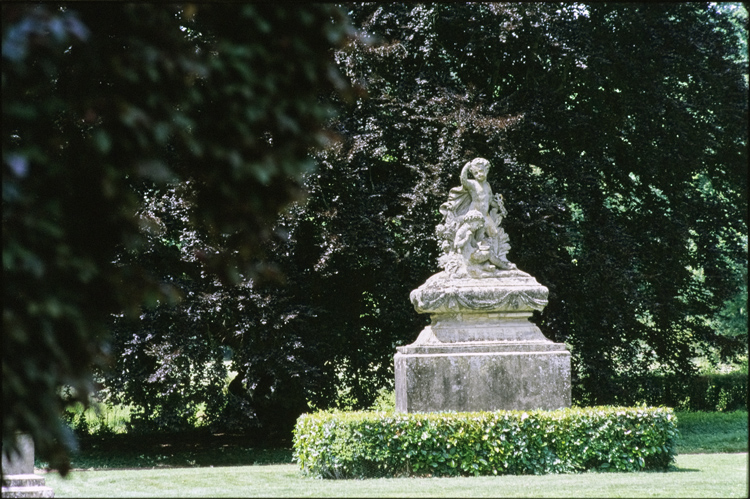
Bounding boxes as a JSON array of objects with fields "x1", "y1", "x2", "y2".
[
  {"x1": 427, "y1": 311, "x2": 550, "y2": 342},
  {"x1": 394, "y1": 342, "x2": 571, "y2": 413},
  {"x1": 2, "y1": 475, "x2": 55, "y2": 498}
]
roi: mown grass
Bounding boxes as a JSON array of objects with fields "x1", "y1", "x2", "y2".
[
  {"x1": 677, "y1": 411, "x2": 748, "y2": 454},
  {"x1": 674, "y1": 410, "x2": 748, "y2": 454},
  {"x1": 40, "y1": 453, "x2": 749, "y2": 498},
  {"x1": 34, "y1": 410, "x2": 748, "y2": 497}
]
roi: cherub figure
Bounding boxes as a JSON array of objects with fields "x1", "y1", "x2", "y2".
[
  {"x1": 454, "y1": 210, "x2": 485, "y2": 262},
  {"x1": 460, "y1": 158, "x2": 500, "y2": 240},
  {"x1": 437, "y1": 158, "x2": 516, "y2": 276}
]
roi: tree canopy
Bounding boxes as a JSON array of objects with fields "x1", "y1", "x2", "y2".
[
  {"x1": 2, "y1": 3, "x2": 354, "y2": 473},
  {"x1": 221, "y1": 1, "x2": 747, "y2": 418},
  {"x1": 4, "y1": 3, "x2": 747, "y2": 468}
]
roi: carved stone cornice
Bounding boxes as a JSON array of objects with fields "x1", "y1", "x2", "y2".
[{"x1": 410, "y1": 269, "x2": 548, "y2": 315}]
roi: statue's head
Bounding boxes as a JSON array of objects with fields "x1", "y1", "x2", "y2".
[
  {"x1": 467, "y1": 158, "x2": 490, "y2": 181},
  {"x1": 463, "y1": 209, "x2": 484, "y2": 227}
]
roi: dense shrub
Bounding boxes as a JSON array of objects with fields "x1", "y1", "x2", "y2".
[
  {"x1": 609, "y1": 372, "x2": 748, "y2": 412},
  {"x1": 293, "y1": 407, "x2": 677, "y2": 479}
]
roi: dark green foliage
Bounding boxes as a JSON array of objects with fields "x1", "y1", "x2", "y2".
[
  {"x1": 293, "y1": 407, "x2": 678, "y2": 478},
  {"x1": 611, "y1": 372, "x2": 748, "y2": 412},
  {"x1": 3, "y1": 3, "x2": 352, "y2": 473},
  {"x1": 14, "y1": 2, "x2": 746, "y2": 457},
  {"x1": 252, "y1": 2, "x2": 747, "y2": 420},
  {"x1": 101, "y1": 183, "x2": 230, "y2": 433},
  {"x1": 708, "y1": 261, "x2": 748, "y2": 342},
  {"x1": 58, "y1": 2, "x2": 748, "y2": 445}
]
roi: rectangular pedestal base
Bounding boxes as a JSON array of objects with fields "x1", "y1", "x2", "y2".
[{"x1": 394, "y1": 343, "x2": 571, "y2": 413}]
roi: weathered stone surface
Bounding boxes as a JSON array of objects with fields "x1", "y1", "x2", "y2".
[
  {"x1": 2, "y1": 474, "x2": 54, "y2": 499},
  {"x1": 395, "y1": 344, "x2": 571, "y2": 413},
  {"x1": 395, "y1": 157, "x2": 571, "y2": 413},
  {"x1": 2, "y1": 435, "x2": 54, "y2": 498},
  {"x1": 435, "y1": 158, "x2": 517, "y2": 278},
  {"x1": 398, "y1": 340, "x2": 566, "y2": 355},
  {"x1": 410, "y1": 270, "x2": 548, "y2": 315},
  {"x1": 1, "y1": 484, "x2": 55, "y2": 498},
  {"x1": 2, "y1": 476, "x2": 46, "y2": 489},
  {"x1": 2, "y1": 435, "x2": 34, "y2": 475}
]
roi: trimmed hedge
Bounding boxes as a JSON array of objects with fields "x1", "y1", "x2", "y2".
[{"x1": 293, "y1": 406, "x2": 677, "y2": 479}]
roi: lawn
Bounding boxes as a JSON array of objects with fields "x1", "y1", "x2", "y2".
[
  {"x1": 40, "y1": 453, "x2": 749, "y2": 498},
  {"x1": 674, "y1": 410, "x2": 748, "y2": 453},
  {"x1": 34, "y1": 410, "x2": 748, "y2": 497}
]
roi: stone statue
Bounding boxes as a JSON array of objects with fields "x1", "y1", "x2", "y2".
[
  {"x1": 436, "y1": 158, "x2": 515, "y2": 278},
  {"x1": 411, "y1": 158, "x2": 547, "y2": 315},
  {"x1": 395, "y1": 156, "x2": 572, "y2": 414}
]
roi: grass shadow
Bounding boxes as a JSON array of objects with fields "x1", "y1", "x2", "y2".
[
  {"x1": 666, "y1": 466, "x2": 701, "y2": 473},
  {"x1": 38, "y1": 429, "x2": 294, "y2": 471}
]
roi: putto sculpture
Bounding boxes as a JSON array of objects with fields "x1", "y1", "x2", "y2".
[
  {"x1": 437, "y1": 158, "x2": 515, "y2": 277},
  {"x1": 409, "y1": 158, "x2": 547, "y2": 316},
  {"x1": 395, "y1": 157, "x2": 571, "y2": 413}
]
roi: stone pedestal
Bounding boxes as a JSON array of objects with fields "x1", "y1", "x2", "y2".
[
  {"x1": 2, "y1": 434, "x2": 54, "y2": 498},
  {"x1": 395, "y1": 270, "x2": 571, "y2": 413}
]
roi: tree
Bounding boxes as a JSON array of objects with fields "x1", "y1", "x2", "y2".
[
  {"x1": 2, "y1": 3, "x2": 354, "y2": 473},
  {"x1": 90, "y1": 2, "x2": 746, "y2": 441},
  {"x1": 102, "y1": 183, "x2": 230, "y2": 434},
  {"x1": 222, "y1": 2, "x2": 746, "y2": 417}
]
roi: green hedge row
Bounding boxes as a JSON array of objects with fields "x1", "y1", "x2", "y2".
[
  {"x1": 293, "y1": 406, "x2": 677, "y2": 479},
  {"x1": 607, "y1": 372, "x2": 747, "y2": 412}
]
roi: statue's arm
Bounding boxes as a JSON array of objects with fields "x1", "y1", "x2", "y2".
[
  {"x1": 460, "y1": 162, "x2": 478, "y2": 194},
  {"x1": 460, "y1": 161, "x2": 471, "y2": 188}
]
